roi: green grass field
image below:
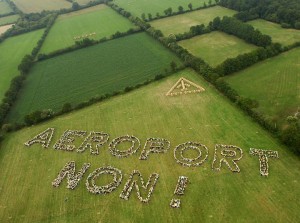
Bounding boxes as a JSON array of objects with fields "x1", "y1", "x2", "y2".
[
  {"x1": 11, "y1": 0, "x2": 71, "y2": 13},
  {"x1": 0, "y1": 29, "x2": 44, "y2": 101},
  {"x1": 0, "y1": 14, "x2": 19, "y2": 26},
  {"x1": 113, "y1": 0, "x2": 215, "y2": 17},
  {"x1": 150, "y1": 6, "x2": 236, "y2": 36},
  {"x1": 178, "y1": 31, "x2": 257, "y2": 67},
  {"x1": 248, "y1": 19, "x2": 300, "y2": 46},
  {"x1": 225, "y1": 47, "x2": 300, "y2": 126},
  {"x1": 40, "y1": 4, "x2": 137, "y2": 54},
  {"x1": 8, "y1": 33, "x2": 182, "y2": 123},
  {"x1": 0, "y1": 1, "x2": 13, "y2": 14},
  {"x1": 0, "y1": 69, "x2": 299, "y2": 222}
]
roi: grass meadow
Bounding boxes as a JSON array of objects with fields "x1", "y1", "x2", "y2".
[
  {"x1": 8, "y1": 33, "x2": 182, "y2": 123},
  {"x1": 150, "y1": 6, "x2": 236, "y2": 36},
  {"x1": 0, "y1": 14, "x2": 19, "y2": 26},
  {"x1": 248, "y1": 19, "x2": 300, "y2": 46},
  {"x1": 225, "y1": 47, "x2": 300, "y2": 126},
  {"x1": 0, "y1": 69, "x2": 299, "y2": 222},
  {"x1": 113, "y1": 0, "x2": 215, "y2": 17},
  {"x1": 40, "y1": 4, "x2": 136, "y2": 54},
  {"x1": 0, "y1": 29, "x2": 44, "y2": 101},
  {"x1": 178, "y1": 31, "x2": 257, "y2": 67},
  {"x1": 11, "y1": 0, "x2": 71, "y2": 13},
  {"x1": 0, "y1": 0, "x2": 13, "y2": 14}
]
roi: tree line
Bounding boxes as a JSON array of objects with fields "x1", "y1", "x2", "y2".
[
  {"x1": 219, "y1": 0, "x2": 300, "y2": 29},
  {"x1": 140, "y1": 2, "x2": 217, "y2": 22}
]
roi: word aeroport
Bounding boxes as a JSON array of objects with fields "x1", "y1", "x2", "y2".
[{"x1": 24, "y1": 128, "x2": 279, "y2": 176}]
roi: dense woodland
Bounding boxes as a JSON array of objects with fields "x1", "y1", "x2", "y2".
[{"x1": 219, "y1": 0, "x2": 300, "y2": 29}]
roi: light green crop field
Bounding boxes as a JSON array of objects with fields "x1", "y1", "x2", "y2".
[
  {"x1": 178, "y1": 31, "x2": 257, "y2": 67},
  {"x1": 0, "y1": 69, "x2": 299, "y2": 223},
  {"x1": 11, "y1": 0, "x2": 71, "y2": 13},
  {"x1": 0, "y1": 29, "x2": 44, "y2": 101},
  {"x1": 0, "y1": 1, "x2": 13, "y2": 14},
  {"x1": 150, "y1": 6, "x2": 236, "y2": 36},
  {"x1": 0, "y1": 14, "x2": 19, "y2": 26},
  {"x1": 113, "y1": 0, "x2": 215, "y2": 17},
  {"x1": 225, "y1": 47, "x2": 300, "y2": 126},
  {"x1": 40, "y1": 4, "x2": 136, "y2": 54},
  {"x1": 248, "y1": 19, "x2": 300, "y2": 46},
  {"x1": 8, "y1": 33, "x2": 182, "y2": 123}
]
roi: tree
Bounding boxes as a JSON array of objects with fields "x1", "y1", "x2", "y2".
[
  {"x1": 148, "y1": 13, "x2": 152, "y2": 20},
  {"x1": 62, "y1": 103, "x2": 72, "y2": 113},
  {"x1": 72, "y1": 2, "x2": 79, "y2": 10},
  {"x1": 188, "y1": 3, "x2": 193, "y2": 10},
  {"x1": 170, "y1": 61, "x2": 178, "y2": 72},
  {"x1": 208, "y1": 0, "x2": 212, "y2": 6},
  {"x1": 178, "y1": 6, "x2": 184, "y2": 13},
  {"x1": 156, "y1": 12, "x2": 160, "y2": 18},
  {"x1": 141, "y1": 13, "x2": 146, "y2": 21}
]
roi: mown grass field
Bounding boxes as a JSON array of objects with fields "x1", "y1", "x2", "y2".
[
  {"x1": 0, "y1": 69, "x2": 299, "y2": 223},
  {"x1": 8, "y1": 33, "x2": 182, "y2": 123},
  {"x1": 113, "y1": 0, "x2": 215, "y2": 17},
  {"x1": 248, "y1": 19, "x2": 300, "y2": 46},
  {"x1": 0, "y1": 29, "x2": 44, "y2": 101},
  {"x1": 0, "y1": 23, "x2": 13, "y2": 35},
  {"x1": 225, "y1": 47, "x2": 300, "y2": 126},
  {"x1": 40, "y1": 4, "x2": 136, "y2": 54},
  {"x1": 150, "y1": 6, "x2": 236, "y2": 36},
  {"x1": 0, "y1": 1, "x2": 13, "y2": 14},
  {"x1": 178, "y1": 31, "x2": 257, "y2": 67},
  {"x1": 0, "y1": 14, "x2": 19, "y2": 26},
  {"x1": 11, "y1": 0, "x2": 71, "y2": 13}
]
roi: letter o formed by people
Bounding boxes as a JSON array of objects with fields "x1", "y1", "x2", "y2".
[
  {"x1": 174, "y1": 142, "x2": 208, "y2": 167},
  {"x1": 109, "y1": 135, "x2": 140, "y2": 158},
  {"x1": 86, "y1": 166, "x2": 122, "y2": 195}
]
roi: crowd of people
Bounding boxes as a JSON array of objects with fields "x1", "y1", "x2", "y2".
[
  {"x1": 168, "y1": 89, "x2": 203, "y2": 96},
  {"x1": 139, "y1": 138, "x2": 171, "y2": 160},
  {"x1": 86, "y1": 166, "x2": 122, "y2": 195},
  {"x1": 212, "y1": 144, "x2": 243, "y2": 173},
  {"x1": 53, "y1": 130, "x2": 87, "y2": 151},
  {"x1": 109, "y1": 135, "x2": 141, "y2": 158},
  {"x1": 119, "y1": 170, "x2": 159, "y2": 203},
  {"x1": 174, "y1": 142, "x2": 208, "y2": 167},
  {"x1": 249, "y1": 148, "x2": 279, "y2": 176},
  {"x1": 73, "y1": 32, "x2": 96, "y2": 40},
  {"x1": 77, "y1": 131, "x2": 109, "y2": 155},
  {"x1": 24, "y1": 127, "x2": 55, "y2": 148},
  {"x1": 170, "y1": 198, "x2": 181, "y2": 208},
  {"x1": 174, "y1": 176, "x2": 188, "y2": 196},
  {"x1": 52, "y1": 161, "x2": 91, "y2": 190}
]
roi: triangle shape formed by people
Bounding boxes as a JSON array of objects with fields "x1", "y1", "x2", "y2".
[{"x1": 166, "y1": 77, "x2": 205, "y2": 96}]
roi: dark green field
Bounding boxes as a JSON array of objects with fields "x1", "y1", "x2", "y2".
[{"x1": 8, "y1": 33, "x2": 182, "y2": 123}]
